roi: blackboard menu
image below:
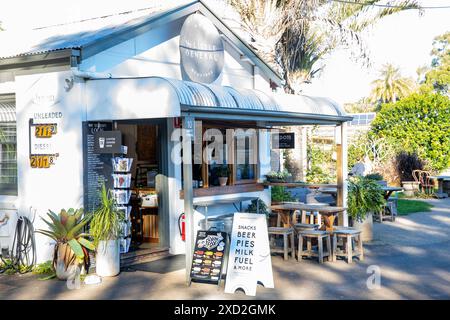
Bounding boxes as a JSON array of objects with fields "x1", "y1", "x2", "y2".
[
  {"x1": 83, "y1": 122, "x2": 114, "y2": 213},
  {"x1": 190, "y1": 230, "x2": 227, "y2": 284}
]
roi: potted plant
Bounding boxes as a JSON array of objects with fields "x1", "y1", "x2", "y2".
[
  {"x1": 217, "y1": 165, "x2": 230, "y2": 186},
  {"x1": 347, "y1": 176, "x2": 385, "y2": 241},
  {"x1": 90, "y1": 184, "x2": 124, "y2": 277},
  {"x1": 265, "y1": 170, "x2": 292, "y2": 183},
  {"x1": 36, "y1": 208, "x2": 94, "y2": 280}
]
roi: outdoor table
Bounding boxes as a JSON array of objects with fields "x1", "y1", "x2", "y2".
[
  {"x1": 382, "y1": 186, "x2": 403, "y2": 200},
  {"x1": 430, "y1": 175, "x2": 450, "y2": 198},
  {"x1": 270, "y1": 203, "x2": 346, "y2": 232},
  {"x1": 193, "y1": 195, "x2": 260, "y2": 227}
]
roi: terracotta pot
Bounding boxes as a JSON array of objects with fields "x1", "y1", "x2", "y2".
[
  {"x1": 54, "y1": 243, "x2": 85, "y2": 280},
  {"x1": 219, "y1": 177, "x2": 228, "y2": 186}
]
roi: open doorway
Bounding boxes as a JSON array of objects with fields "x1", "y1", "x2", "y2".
[{"x1": 115, "y1": 119, "x2": 168, "y2": 252}]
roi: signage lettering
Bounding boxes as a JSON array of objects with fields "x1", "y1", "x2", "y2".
[{"x1": 225, "y1": 213, "x2": 274, "y2": 296}]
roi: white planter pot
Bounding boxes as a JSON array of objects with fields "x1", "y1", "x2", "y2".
[
  {"x1": 402, "y1": 181, "x2": 420, "y2": 197},
  {"x1": 95, "y1": 240, "x2": 120, "y2": 277},
  {"x1": 352, "y1": 212, "x2": 373, "y2": 242},
  {"x1": 219, "y1": 177, "x2": 228, "y2": 186}
]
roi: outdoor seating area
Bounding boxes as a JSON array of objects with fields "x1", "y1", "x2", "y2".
[{"x1": 268, "y1": 200, "x2": 364, "y2": 264}]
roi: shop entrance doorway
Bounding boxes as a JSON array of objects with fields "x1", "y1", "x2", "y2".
[{"x1": 83, "y1": 118, "x2": 169, "y2": 255}]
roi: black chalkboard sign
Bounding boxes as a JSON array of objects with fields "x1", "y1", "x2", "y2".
[
  {"x1": 83, "y1": 122, "x2": 114, "y2": 213},
  {"x1": 190, "y1": 230, "x2": 227, "y2": 284},
  {"x1": 272, "y1": 132, "x2": 295, "y2": 149}
]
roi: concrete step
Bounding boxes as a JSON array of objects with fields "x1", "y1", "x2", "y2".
[{"x1": 120, "y1": 247, "x2": 170, "y2": 267}]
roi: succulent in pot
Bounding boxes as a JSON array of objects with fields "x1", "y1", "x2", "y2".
[
  {"x1": 90, "y1": 184, "x2": 124, "y2": 277},
  {"x1": 36, "y1": 208, "x2": 94, "y2": 280}
]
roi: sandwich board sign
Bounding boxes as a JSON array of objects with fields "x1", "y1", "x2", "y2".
[{"x1": 224, "y1": 212, "x2": 274, "y2": 296}]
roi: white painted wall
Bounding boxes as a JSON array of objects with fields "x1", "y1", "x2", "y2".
[{"x1": 15, "y1": 71, "x2": 85, "y2": 263}]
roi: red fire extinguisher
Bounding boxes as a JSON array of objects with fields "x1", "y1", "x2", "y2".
[{"x1": 178, "y1": 213, "x2": 186, "y2": 241}]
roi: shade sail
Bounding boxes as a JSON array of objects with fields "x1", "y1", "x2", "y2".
[{"x1": 85, "y1": 77, "x2": 351, "y2": 124}]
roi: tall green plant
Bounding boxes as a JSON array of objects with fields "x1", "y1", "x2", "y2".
[
  {"x1": 347, "y1": 176, "x2": 385, "y2": 222},
  {"x1": 90, "y1": 184, "x2": 124, "y2": 247}
]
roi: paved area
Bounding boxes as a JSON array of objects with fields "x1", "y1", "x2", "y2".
[{"x1": 1, "y1": 198, "x2": 450, "y2": 300}]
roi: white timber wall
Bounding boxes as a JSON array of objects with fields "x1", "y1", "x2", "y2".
[{"x1": 15, "y1": 71, "x2": 85, "y2": 263}]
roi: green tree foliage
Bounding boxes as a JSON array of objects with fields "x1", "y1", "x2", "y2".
[
  {"x1": 370, "y1": 63, "x2": 416, "y2": 104},
  {"x1": 371, "y1": 92, "x2": 450, "y2": 172},
  {"x1": 421, "y1": 32, "x2": 450, "y2": 94}
]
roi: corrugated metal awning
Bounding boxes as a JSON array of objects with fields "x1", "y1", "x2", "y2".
[
  {"x1": 157, "y1": 77, "x2": 350, "y2": 123},
  {"x1": 0, "y1": 102, "x2": 16, "y2": 122},
  {"x1": 85, "y1": 77, "x2": 352, "y2": 124}
]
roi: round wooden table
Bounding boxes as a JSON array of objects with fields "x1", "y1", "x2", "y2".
[{"x1": 270, "y1": 203, "x2": 347, "y2": 232}]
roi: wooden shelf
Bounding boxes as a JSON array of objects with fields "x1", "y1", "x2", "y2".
[{"x1": 180, "y1": 183, "x2": 264, "y2": 199}]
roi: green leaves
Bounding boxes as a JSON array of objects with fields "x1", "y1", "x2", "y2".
[
  {"x1": 348, "y1": 176, "x2": 385, "y2": 222},
  {"x1": 90, "y1": 184, "x2": 123, "y2": 246},
  {"x1": 77, "y1": 237, "x2": 95, "y2": 251},
  {"x1": 68, "y1": 239, "x2": 84, "y2": 263},
  {"x1": 371, "y1": 92, "x2": 450, "y2": 171}
]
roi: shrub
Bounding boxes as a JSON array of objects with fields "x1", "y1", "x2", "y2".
[
  {"x1": 365, "y1": 173, "x2": 383, "y2": 181},
  {"x1": 371, "y1": 92, "x2": 450, "y2": 172},
  {"x1": 395, "y1": 151, "x2": 425, "y2": 181},
  {"x1": 246, "y1": 199, "x2": 269, "y2": 216},
  {"x1": 347, "y1": 176, "x2": 385, "y2": 222},
  {"x1": 271, "y1": 186, "x2": 294, "y2": 202}
]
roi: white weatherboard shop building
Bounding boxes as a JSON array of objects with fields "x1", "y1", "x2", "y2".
[{"x1": 0, "y1": 0, "x2": 351, "y2": 264}]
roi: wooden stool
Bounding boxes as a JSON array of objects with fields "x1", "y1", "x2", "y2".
[
  {"x1": 268, "y1": 227, "x2": 295, "y2": 260},
  {"x1": 332, "y1": 228, "x2": 364, "y2": 263},
  {"x1": 297, "y1": 230, "x2": 331, "y2": 263}
]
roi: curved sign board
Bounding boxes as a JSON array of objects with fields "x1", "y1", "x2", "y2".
[{"x1": 179, "y1": 13, "x2": 224, "y2": 84}]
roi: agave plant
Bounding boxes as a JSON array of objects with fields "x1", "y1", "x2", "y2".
[{"x1": 36, "y1": 208, "x2": 94, "y2": 279}]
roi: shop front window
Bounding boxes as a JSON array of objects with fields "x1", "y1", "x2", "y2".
[
  {"x1": 190, "y1": 123, "x2": 258, "y2": 189},
  {"x1": 0, "y1": 122, "x2": 17, "y2": 195}
]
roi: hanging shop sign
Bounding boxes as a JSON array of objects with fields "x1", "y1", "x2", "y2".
[
  {"x1": 93, "y1": 130, "x2": 122, "y2": 154},
  {"x1": 179, "y1": 13, "x2": 224, "y2": 84},
  {"x1": 224, "y1": 212, "x2": 274, "y2": 296},
  {"x1": 190, "y1": 230, "x2": 227, "y2": 284},
  {"x1": 272, "y1": 132, "x2": 295, "y2": 149},
  {"x1": 29, "y1": 119, "x2": 59, "y2": 168}
]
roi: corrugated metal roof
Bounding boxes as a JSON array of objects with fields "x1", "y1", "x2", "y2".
[
  {"x1": 0, "y1": 1, "x2": 191, "y2": 59},
  {"x1": 157, "y1": 77, "x2": 346, "y2": 119},
  {"x1": 0, "y1": 103, "x2": 16, "y2": 122}
]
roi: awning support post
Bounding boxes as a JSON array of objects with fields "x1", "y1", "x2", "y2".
[
  {"x1": 182, "y1": 116, "x2": 195, "y2": 286},
  {"x1": 336, "y1": 122, "x2": 349, "y2": 226}
]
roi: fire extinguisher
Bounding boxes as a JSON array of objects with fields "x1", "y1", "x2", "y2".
[{"x1": 178, "y1": 213, "x2": 185, "y2": 241}]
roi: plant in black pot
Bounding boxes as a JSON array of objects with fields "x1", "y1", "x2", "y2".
[
  {"x1": 265, "y1": 170, "x2": 292, "y2": 183},
  {"x1": 348, "y1": 176, "x2": 385, "y2": 241},
  {"x1": 217, "y1": 165, "x2": 230, "y2": 186}
]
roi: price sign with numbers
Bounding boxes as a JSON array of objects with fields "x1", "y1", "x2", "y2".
[
  {"x1": 29, "y1": 154, "x2": 58, "y2": 168},
  {"x1": 34, "y1": 124, "x2": 57, "y2": 138}
]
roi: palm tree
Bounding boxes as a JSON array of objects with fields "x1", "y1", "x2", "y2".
[
  {"x1": 228, "y1": 0, "x2": 420, "y2": 93},
  {"x1": 370, "y1": 63, "x2": 416, "y2": 104}
]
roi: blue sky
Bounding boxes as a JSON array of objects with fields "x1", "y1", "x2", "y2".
[{"x1": 1, "y1": 0, "x2": 449, "y2": 105}]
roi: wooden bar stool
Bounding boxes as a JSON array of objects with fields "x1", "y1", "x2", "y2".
[
  {"x1": 332, "y1": 228, "x2": 364, "y2": 263},
  {"x1": 297, "y1": 230, "x2": 332, "y2": 263},
  {"x1": 268, "y1": 227, "x2": 295, "y2": 260}
]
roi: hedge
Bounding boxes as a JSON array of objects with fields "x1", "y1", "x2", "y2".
[{"x1": 371, "y1": 92, "x2": 450, "y2": 172}]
